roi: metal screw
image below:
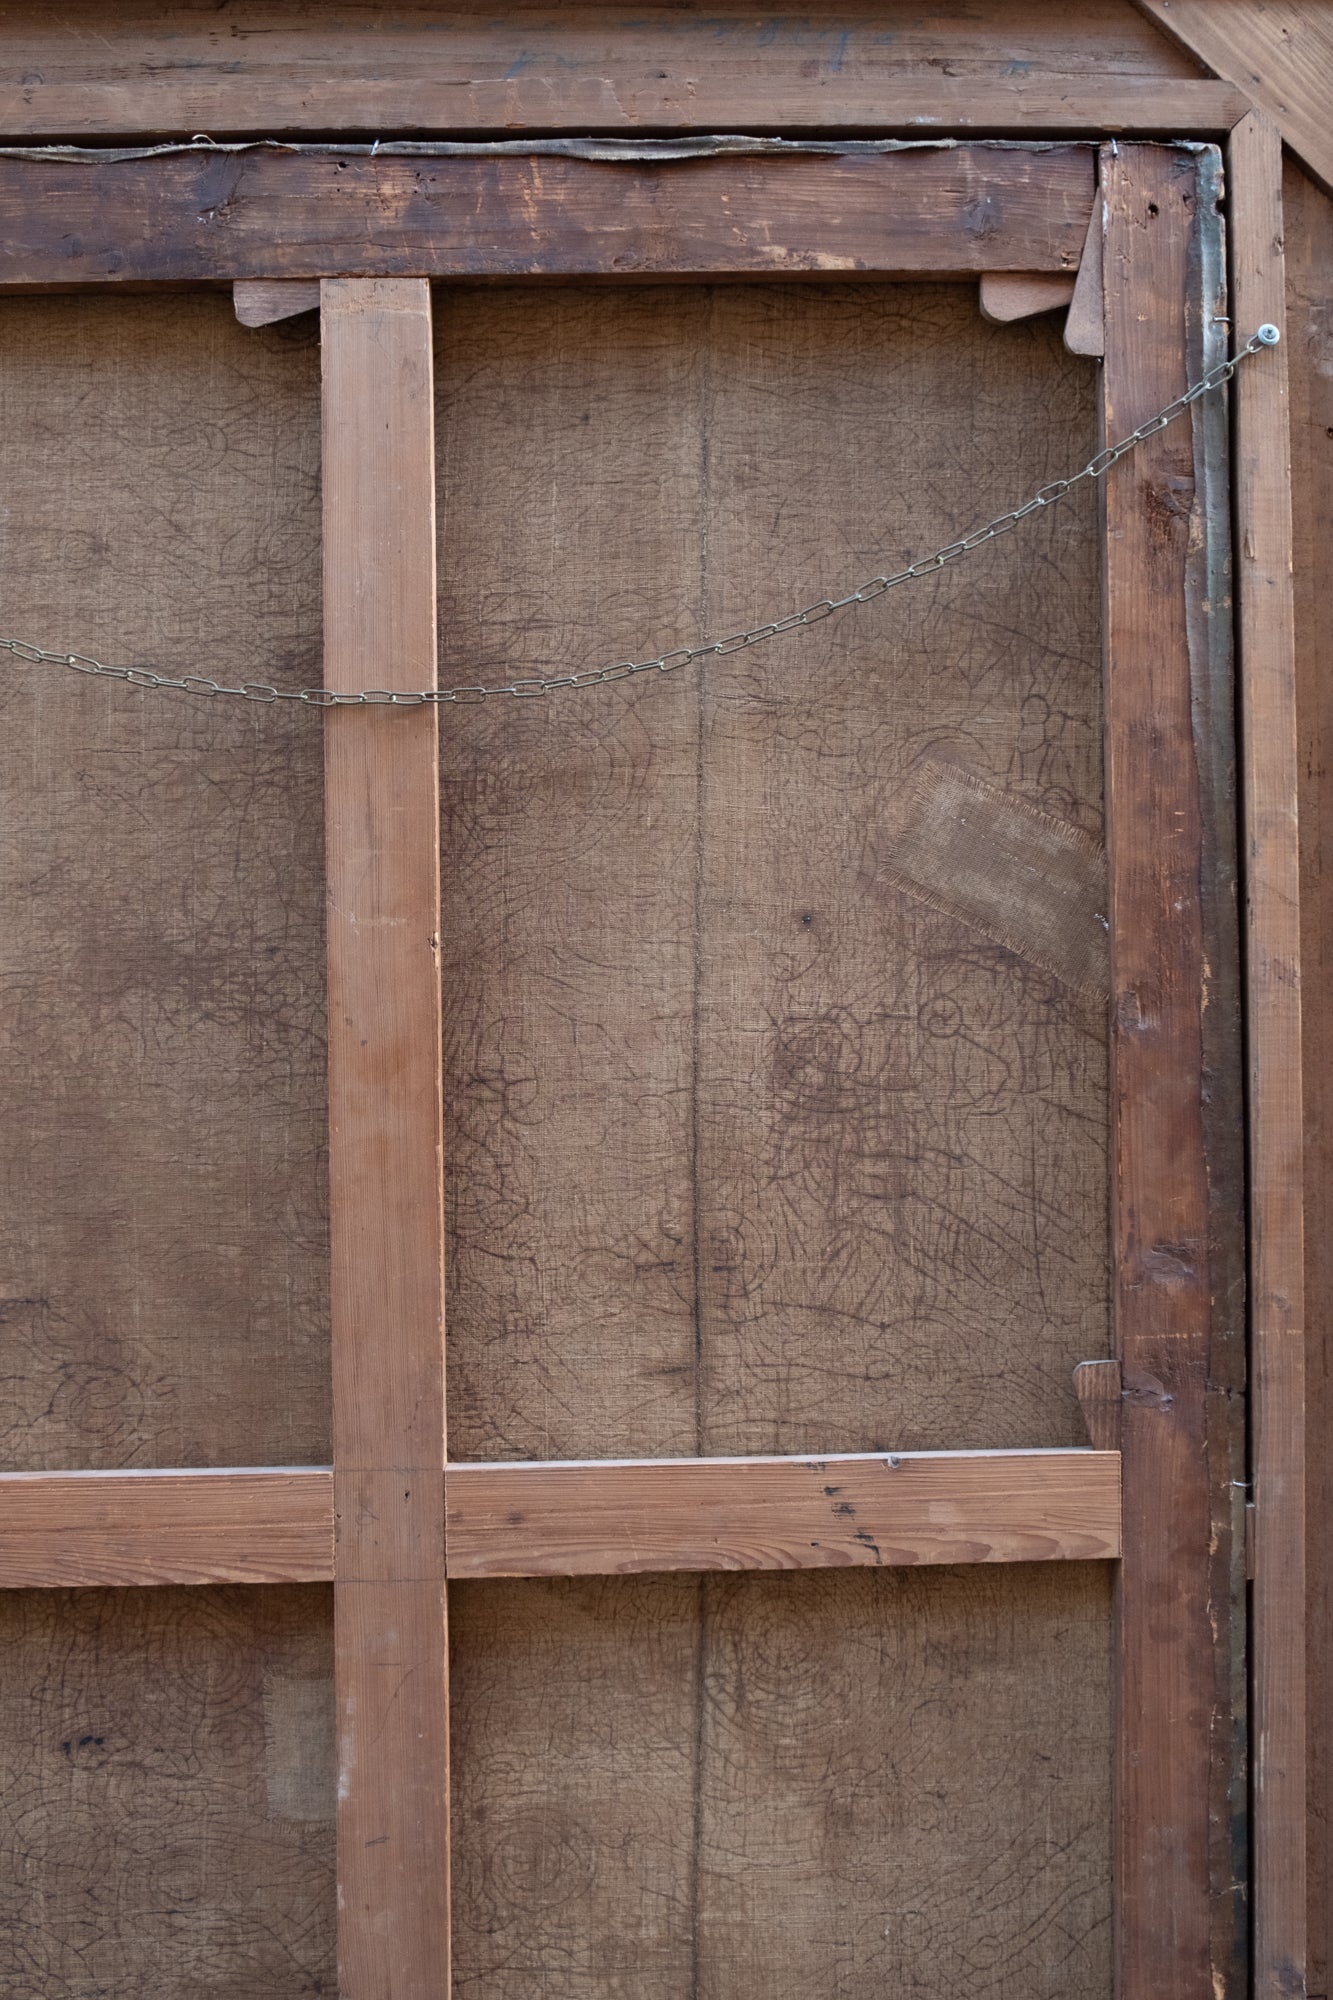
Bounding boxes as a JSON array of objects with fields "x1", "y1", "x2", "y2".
[{"x1": 1256, "y1": 323, "x2": 1281, "y2": 346}]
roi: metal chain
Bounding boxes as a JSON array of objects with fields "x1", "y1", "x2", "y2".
[{"x1": 0, "y1": 326, "x2": 1279, "y2": 712}]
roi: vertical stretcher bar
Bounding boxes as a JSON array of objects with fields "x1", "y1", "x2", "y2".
[
  {"x1": 321, "y1": 277, "x2": 450, "y2": 2000},
  {"x1": 1101, "y1": 144, "x2": 1245, "y2": 2000},
  {"x1": 1229, "y1": 111, "x2": 1307, "y2": 2000}
]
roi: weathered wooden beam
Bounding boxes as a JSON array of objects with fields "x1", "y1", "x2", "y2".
[
  {"x1": 1101, "y1": 141, "x2": 1246, "y2": 2000},
  {"x1": 445, "y1": 1449, "x2": 1121, "y2": 1578},
  {"x1": 322, "y1": 278, "x2": 450, "y2": 2000},
  {"x1": 0, "y1": 1468, "x2": 334, "y2": 1587},
  {"x1": 1135, "y1": 0, "x2": 1333, "y2": 196},
  {"x1": 1230, "y1": 110, "x2": 1307, "y2": 2000},
  {"x1": 0, "y1": 146, "x2": 1095, "y2": 285},
  {"x1": 0, "y1": 20, "x2": 1246, "y2": 144}
]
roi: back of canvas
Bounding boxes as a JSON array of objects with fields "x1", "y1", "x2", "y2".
[{"x1": 0, "y1": 283, "x2": 1112, "y2": 1998}]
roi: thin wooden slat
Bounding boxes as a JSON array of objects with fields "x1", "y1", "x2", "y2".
[
  {"x1": 322, "y1": 278, "x2": 449, "y2": 2000},
  {"x1": 1135, "y1": 0, "x2": 1333, "y2": 196},
  {"x1": 1230, "y1": 110, "x2": 1307, "y2": 2000},
  {"x1": 0, "y1": 146, "x2": 1095, "y2": 286},
  {"x1": 444, "y1": 1450, "x2": 1122, "y2": 1578},
  {"x1": 1101, "y1": 142, "x2": 1243, "y2": 2000},
  {"x1": 0, "y1": 1446, "x2": 1124, "y2": 1588},
  {"x1": 1285, "y1": 151, "x2": 1333, "y2": 2000},
  {"x1": 0, "y1": 1468, "x2": 334, "y2": 1587}
]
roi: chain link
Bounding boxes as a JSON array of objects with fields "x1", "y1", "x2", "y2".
[{"x1": 0, "y1": 327, "x2": 1279, "y2": 712}]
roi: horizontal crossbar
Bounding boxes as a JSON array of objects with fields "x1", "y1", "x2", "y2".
[
  {"x1": 0, "y1": 1448, "x2": 1119, "y2": 1587},
  {"x1": 0, "y1": 145, "x2": 1094, "y2": 286},
  {"x1": 0, "y1": 80, "x2": 1250, "y2": 146},
  {"x1": 0, "y1": 1467, "x2": 335, "y2": 1587},
  {"x1": 447, "y1": 1448, "x2": 1121, "y2": 1575}
]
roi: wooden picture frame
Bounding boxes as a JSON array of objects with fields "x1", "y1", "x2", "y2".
[{"x1": 0, "y1": 122, "x2": 1301, "y2": 2000}]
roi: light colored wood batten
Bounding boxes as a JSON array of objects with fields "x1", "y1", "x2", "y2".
[
  {"x1": 321, "y1": 277, "x2": 450, "y2": 2000},
  {"x1": 444, "y1": 1449, "x2": 1122, "y2": 1578},
  {"x1": 0, "y1": 1467, "x2": 334, "y2": 1586},
  {"x1": 0, "y1": 1450, "x2": 1122, "y2": 1586}
]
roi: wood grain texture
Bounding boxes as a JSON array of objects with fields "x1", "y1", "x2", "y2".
[
  {"x1": 0, "y1": 146, "x2": 1095, "y2": 285},
  {"x1": 1134, "y1": 0, "x2": 1333, "y2": 195},
  {"x1": 438, "y1": 283, "x2": 1110, "y2": 1468},
  {"x1": 322, "y1": 279, "x2": 449, "y2": 2000},
  {"x1": 0, "y1": 1449, "x2": 1118, "y2": 1586},
  {"x1": 446, "y1": 1448, "x2": 1121, "y2": 1576},
  {"x1": 451, "y1": 1565, "x2": 1113, "y2": 1999},
  {"x1": 0, "y1": 0, "x2": 1222, "y2": 138},
  {"x1": 1101, "y1": 143, "x2": 1245, "y2": 2000},
  {"x1": 1285, "y1": 153, "x2": 1333, "y2": 2000},
  {"x1": 0, "y1": 1467, "x2": 333, "y2": 1586},
  {"x1": 0, "y1": 1584, "x2": 335, "y2": 1998},
  {"x1": 1230, "y1": 112, "x2": 1307, "y2": 2000},
  {"x1": 1186, "y1": 150, "x2": 1251, "y2": 1996},
  {"x1": 0, "y1": 292, "x2": 328, "y2": 1474}
]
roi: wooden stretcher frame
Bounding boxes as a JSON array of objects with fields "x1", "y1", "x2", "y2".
[{"x1": 0, "y1": 116, "x2": 1301, "y2": 2000}]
